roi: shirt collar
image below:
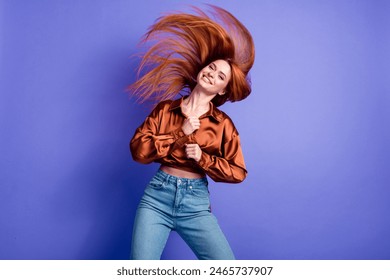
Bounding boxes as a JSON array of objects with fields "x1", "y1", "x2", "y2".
[{"x1": 169, "y1": 96, "x2": 223, "y2": 123}]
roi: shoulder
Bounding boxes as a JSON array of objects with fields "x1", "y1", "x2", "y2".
[
  {"x1": 149, "y1": 99, "x2": 175, "y2": 117},
  {"x1": 214, "y1": 107, "x2": 236, "y2": 128},
  {"x1": 213, "y1": 107, "x2": 240, "y2": 139},
  {"x1": 154, "y1": 99, "x2": 174, "y2": 111}
]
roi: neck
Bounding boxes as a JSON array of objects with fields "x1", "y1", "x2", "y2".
[
  {"x1": 182, "y1": 86, "x2": 216, "y2": 117},
  {"x1": 185, "y1": 86, "x2": 215, "y2": 109}
]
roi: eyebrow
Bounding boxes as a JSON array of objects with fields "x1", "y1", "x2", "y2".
[{"x1": 211, "y1": 62, "x2": 227, "y2": 79}]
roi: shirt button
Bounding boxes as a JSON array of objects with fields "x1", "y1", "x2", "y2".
[
  {"x1": 178, "y1": 179, "x2": 182, "y2": 184},
  {"x1": 189, "y1": 186, "x2": 192, "y2": 189}
]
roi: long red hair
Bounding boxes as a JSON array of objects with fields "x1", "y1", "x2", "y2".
[{"x1": 128, "y1": 5, "x2": 255, "y2": 107}]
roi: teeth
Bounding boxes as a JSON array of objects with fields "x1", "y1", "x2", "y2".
[{"x1": 203, "y1": 75, "x2": 212, "y2": 84}]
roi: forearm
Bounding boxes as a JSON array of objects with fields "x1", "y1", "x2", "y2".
[
  {"x1": 197, "y1": 151, "x2": 247, "y2": 183},
  {"x1": 130, "y1": 127, "x2": 189, "y2": 163}
]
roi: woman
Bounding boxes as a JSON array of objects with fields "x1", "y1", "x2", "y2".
[{"x1": 129, "y1": 5, "x2": 255, "y2": 260}]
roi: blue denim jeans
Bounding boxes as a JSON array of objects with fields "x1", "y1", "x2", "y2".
[{"x1": 130, "y1": 169, "x2": 235, "y2": 260}]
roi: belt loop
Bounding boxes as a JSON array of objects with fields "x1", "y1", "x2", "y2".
[{"x1": 164, "y1": 173, "x2": 170, "y2": 186}]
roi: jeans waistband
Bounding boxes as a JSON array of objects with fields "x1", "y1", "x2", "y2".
[{"x1": 156, "y1": 169, "x2": 208, "y2": 188}]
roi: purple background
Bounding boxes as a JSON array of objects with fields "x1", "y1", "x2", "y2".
[{"x1": 1, "y1": 0, "x2": 389, "y2": 260}]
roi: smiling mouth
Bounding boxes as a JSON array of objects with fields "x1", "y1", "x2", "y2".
[{"x1": 202, "y1": 74, "x2": 212, "y2": 84}]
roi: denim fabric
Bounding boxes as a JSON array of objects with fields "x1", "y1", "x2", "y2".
[{"x1": 130, "y1": 169, "x2": 235, "y2": 260}]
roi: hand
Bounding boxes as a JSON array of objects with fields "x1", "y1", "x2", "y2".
[
  {"x1": 185, "y1": 144, "x2": 202, "y2": 162},
  {"x1": 182, "y1": 116, "x2": 200, "y2": 136}
]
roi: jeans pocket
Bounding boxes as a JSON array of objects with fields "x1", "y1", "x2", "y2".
[
  {"x1": 190, "y1": 187, "x2": 209, "y2": 198},
  {"x1": 147, "y1": 176, "x2": 166, "y2": 190}
]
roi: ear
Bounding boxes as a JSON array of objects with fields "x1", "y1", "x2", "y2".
[{"x1": 218, "y1": 90, "x2": 226, "y2": 96}]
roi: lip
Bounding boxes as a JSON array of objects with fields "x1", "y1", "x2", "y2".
[{"x1": 202, "y1": 74, "x2": 212, "y2": 84}]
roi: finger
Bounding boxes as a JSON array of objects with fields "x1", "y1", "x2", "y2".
[
  {"x1": 187, "y1": 116, "x2": 199, "y2": 121},
  {"x1": 188, "y1": 117, "x2": 200, "y2": 123},
  {"x1": 187, "y1": 152, "x2": 194, "y2": 157},
  {"x1": 190, "y1": 122, "x2": 200, "y2": 129},
  {"x1": 186, "y1": 152, "x2": 199, "y2": 161},
  {"x1": 187, "y1": 147, "x2": 199, "y2": 154},
  {"x1": 186, "y1": 144, "x2": 199, "y2": 148},
  {"x1": 186, "y1": 151, "x2": 194, "y2": 158},
  {"x1": 185, "y1": 146, "x2": 197, "y2": 152}
]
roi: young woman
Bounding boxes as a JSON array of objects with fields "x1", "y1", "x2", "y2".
[{"x1": 128, "y1": 5, "x2": 255, "y2": 260}]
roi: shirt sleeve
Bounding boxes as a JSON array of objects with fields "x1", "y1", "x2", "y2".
[
  {"x1": 130, "y1": 102, "x2": 189, "y2": 164},
  {"x1": 197, "y1": 130, "x2": 248, "y2": 183}
]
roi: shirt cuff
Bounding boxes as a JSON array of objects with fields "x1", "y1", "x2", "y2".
[
  {"x1": 198, "y1": 151, "x2": 212, "y2": 171},
  {"x1": 172, "y1": 128, "x2": 189, "y2": 147},
  {"x1": 172, "y1": 127, "x2": 185, "y2": 139}
]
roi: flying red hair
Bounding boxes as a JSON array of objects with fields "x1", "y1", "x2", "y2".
[{"x1": 128, "y1": 5, "x2": 255, "y2": 107}]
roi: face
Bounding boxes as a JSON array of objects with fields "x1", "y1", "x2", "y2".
[{"x1": 196, "y1": 59, "x2": 231, "y2": 96}]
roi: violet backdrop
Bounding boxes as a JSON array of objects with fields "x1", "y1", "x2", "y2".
[{"x1": 1, "y1": 0, "x2": 389, "y2": 259}]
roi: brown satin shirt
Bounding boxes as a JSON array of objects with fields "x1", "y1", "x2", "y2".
[{"x1": 130, "y1": 96, "x2": 247, "y2": 183}]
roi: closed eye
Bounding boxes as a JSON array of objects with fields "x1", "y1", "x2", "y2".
[{"x1": 209, "y1": 63, "x2": 216, "y2": 70}]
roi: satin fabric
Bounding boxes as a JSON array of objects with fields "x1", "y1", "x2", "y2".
[{"x1": 130, "y1": 96, "x2": 247, "y2": 183}]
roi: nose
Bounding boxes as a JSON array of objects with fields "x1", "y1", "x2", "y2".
[{"x1": 207, "y1": 72, "x2": 214, "y2": 78}]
